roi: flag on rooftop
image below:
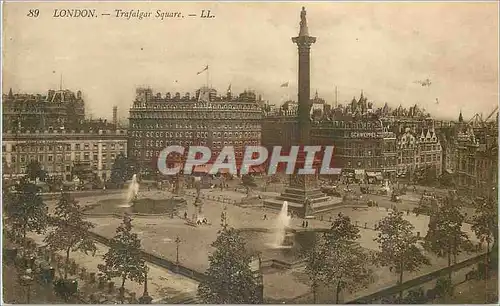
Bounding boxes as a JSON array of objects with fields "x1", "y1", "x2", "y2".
[
  {"x1": 197, "y1": 65, "x2": 209, "y2": 75},
  {"x1": 280, "y1": 82, "x2": 289, "y2": 88}
]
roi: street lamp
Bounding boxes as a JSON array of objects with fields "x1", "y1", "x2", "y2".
[
  {"x1": 20, "y1": 268, "x2": 34, "y2": 303},
  {"x1": 175, "y1": 236, "x2": 181, "y2": 265},
  {"x1": 138, "y1": 269, "x2": 152, "y2": 304}
]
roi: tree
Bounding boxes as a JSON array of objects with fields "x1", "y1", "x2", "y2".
[
  {"x1": 44, "y1": 192, "x2": 97, "y2": 279},
  {"x1": 26, "y1": 160, "x2": 43, "y2": 181},
  {"x1": 198, "y1": 217, "x2": 260, "y2": 304},
  {"x1": 471, "y1": 197, "x2": 497, "y2": 277},
  {"x1": 472, "y1": 197, "x2": 497, "y2": 256},
  {"x1": 304, "y1": 240, "x2": 326, "y2": 303},
  {"x1": 306, "y1": 213, "x2": 373, "y2": 303},
  {"x1": 98, "y1": 214, "x2": 147, "y2": 303},
  {"x1": 424, "y1": 194, "x2": 471, "y2": 280},
  {"x1": 110, "y1": 154, "x2": 131, "y2": 185},
  {"x1": 414, "y1": 165, "x2": 437, "y2": 186},
  {"x1": 241, "y1": 174, "x2": 257, "y2": 195},
  {"x1": 375, "y1": 211, "x2": 430, "y2": 298},
  {"x1": 4, "y1": 182, "x2": 48, "y2": 245}
]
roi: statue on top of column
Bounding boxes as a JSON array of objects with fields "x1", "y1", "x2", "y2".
[{"x1": 299, "y1": 7, "x2": 309, "y2": 36}]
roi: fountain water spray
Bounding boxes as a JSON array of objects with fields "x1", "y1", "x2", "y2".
[
  {"x1": 121, "y1": 174, "x2": 140, "y2": 207},
  {"x1": 270, "y1": 201, "x2": 292, "y2": 248}
]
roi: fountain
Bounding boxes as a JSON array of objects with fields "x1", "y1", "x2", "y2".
[
  {"x1": 119, "y1": 174, "x2": 139, "y2": 208},
  {"x1": 269, "y1": 201, "x2": 293, "y2": 248}
]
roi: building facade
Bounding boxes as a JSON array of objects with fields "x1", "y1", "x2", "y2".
[
  {"x1": 455, "y1": 122, "x2": 498, "y2": 197},
  {"x1": 2, "y1": 88, "x2": 85, "y2": 131},
  {"x1": 395, "y1": 126, "x2": 443, "y2": 181},
  {"x1": 2, "y1": 129, "x2": 128, "y2": 181},
  {"x1": 128, "y1": 87, "x2": 262, "y2": 174}
]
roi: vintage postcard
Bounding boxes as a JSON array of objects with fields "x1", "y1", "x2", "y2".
[{"x1": 2, "y1": 1, "x2": 498, "y2": 304}]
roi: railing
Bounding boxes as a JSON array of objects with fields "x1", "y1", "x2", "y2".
[
  {"x1": 87, "y1": 232, "x2": 209, "y2": 283},
  {"x1": 345, "y1": 253, "x2": 487, "y2": 304}
]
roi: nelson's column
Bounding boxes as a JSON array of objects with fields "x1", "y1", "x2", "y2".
[{"x1": 264, "y1": 7, "x2": 331, "y2": 217}]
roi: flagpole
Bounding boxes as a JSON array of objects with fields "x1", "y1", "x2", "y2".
[{"x1": 206, "y1": 65, "x2": 209, "y2": 88}]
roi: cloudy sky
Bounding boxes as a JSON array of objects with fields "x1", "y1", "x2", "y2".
[{"x1": 3, "y1": 1, "x2": 498, "y2": 121}]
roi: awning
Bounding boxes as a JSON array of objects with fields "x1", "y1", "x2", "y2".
[
  {"x1": 366, "y1": 172, "x2": 377, "y2": 177},
  {"x1": 375, "y1": 172, "x2": 384, "y2": 180}
]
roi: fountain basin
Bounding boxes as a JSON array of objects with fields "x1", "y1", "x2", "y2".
[{"x1": 84, "y1": 197, "x2": 187, "y2": 216}]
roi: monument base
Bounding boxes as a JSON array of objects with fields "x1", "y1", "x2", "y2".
[{"x1": 263, "y1": 186, "x2": 342, "y2": 217}]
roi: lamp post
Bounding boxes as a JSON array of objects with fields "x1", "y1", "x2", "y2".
[
  {"x1": 175, "y1": 236, "x2": 181, "y2": 265},
  {"x1": 138, "y1": 269, "x2": 152, "y2": 304},
  {"x1": 20, "y1": 268, "x2": 34, "y2": 303}
]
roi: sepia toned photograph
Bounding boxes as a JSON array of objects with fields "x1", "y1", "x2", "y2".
[{"x1": 1, "y1": 1, "x2": 498, "y2": 304}]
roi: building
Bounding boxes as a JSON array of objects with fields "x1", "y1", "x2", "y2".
[
  {"x1": 2, "y1": 128, "x2": 128, "y2": 181},
  {"x1": 415, "y1": 126, "x2": 443, "y2": 175},
  {"x1": 128, "y1": 87, "x2": 262, "y2": 175},
  {"x1": 395, "y1": 126, "x2": 443, "y2": 181},
  {"x1": 311, "y1": 97, "x2": 398, "y2": 182},
  {"x1": 455, "y1": 122, "x2": 498, "y2": 197},
  {"x1": 2, "y1": 88, "x2": 85, "y2": 131}
]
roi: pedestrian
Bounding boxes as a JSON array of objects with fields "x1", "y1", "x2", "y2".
[
  {"x1": 263, "y1": 214, "x2": 267, "y2": 220},
  {"x1": 302, "y1": 220, "x2": 305, "y2": 228},
  {"x1": 305, "y1": 221, "x2": 309, "y2": 228},
  {"x1": 184, "y1": 211, "x2": 188, "y2": 219},
  {"x1": 329, "y1": 216, "x2": 332, "y2": 222}
]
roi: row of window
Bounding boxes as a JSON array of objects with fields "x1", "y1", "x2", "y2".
[
  {"x1": 398, "y1": 154, "x2": 441, "y2": 164},
  {"x1": 130, "y1": 123, "x2": 260, "y2": 130},
  {"x1": 3, "y1": 142, "x2": 125, "y2": 152},
  {"x1": 140, "y1": 150, "x2": 252, "y2": 158},
  {"x1": 131, "y1": 131, "x2": 261, "y2": 139},
  {"x1": 130, "y1": 112, "x2": 261, "y2": 120},
  {"x1": 132, "y1": 103, "x2": 260, "y2": 111},
  {"x1": 7, "y1": 151, "x2": 124, "y2": 164}
]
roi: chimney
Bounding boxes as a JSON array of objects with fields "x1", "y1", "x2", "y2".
[{"x1": 112, "y1": 106, "x2": 118, "y2": 127}]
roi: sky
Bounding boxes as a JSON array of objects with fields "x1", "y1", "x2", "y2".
[{"x1": 3, "y1": 1, "x2": 499, "y2": 121}]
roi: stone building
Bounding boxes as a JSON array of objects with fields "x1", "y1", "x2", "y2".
[
  {"x1": 2, "y1": 88, "x2": 85, "y2": 131},
  {"x1": 128, "y1": 87, "x2": 262, "y2": 174},
  {"x1": 395, "y1": 126, "x2": 443, "y2": 181},
  {"x1": 395, "y1": 128, "x2": 417, "y2": 180},
  {"x1": 455, "y1": 122, "x2": 498, "y2": 197},
  {"x1": 415, "y1": 126, "x2": 443, "y2": 175},
  {"x1": 2, "y1": 129, "x2": 128, "y2": 181}
]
